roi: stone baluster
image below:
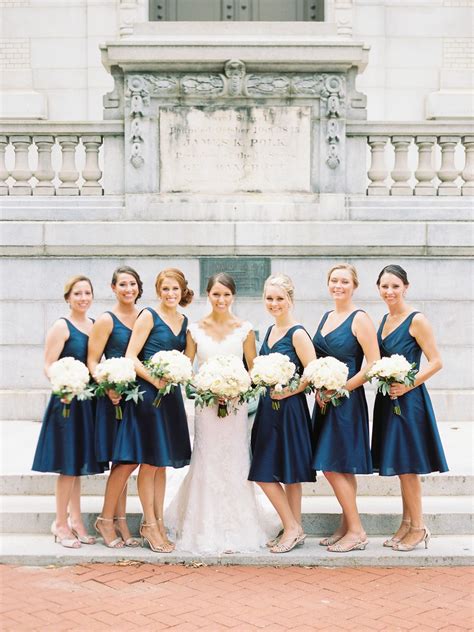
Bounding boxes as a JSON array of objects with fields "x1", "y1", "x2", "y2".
[
  {"x1": 461, "y1": 136, "x2": 474, "y2": 196},
  {"x1": 0, "y1": 136, "x2": 9, "y2": 195},
  {"x1": 10, "y1": 135, "x2": 32, "y2": 195},
  {"x1": 437, "y1": 136, "x2": 461, "y2": 196},
  {"x1": 81, "y1": 136, "x2": 103, "y2": 195},
  {"x1": 57, "y1": 136, "x2": 79, "y2": 195},
  {"x1": 414, "y1": 136, "x2": 436, "y2": 196},
  {"x1": 390, "y1": 135, "x2": 412, "y2": 195},
  {"x1": 367, "y1": 136, "x2": 389, "y2": 195},
  {"x1": 33, "y1": 136, "x2": 55, "y2": 195}
]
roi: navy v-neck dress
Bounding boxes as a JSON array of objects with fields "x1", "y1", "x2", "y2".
[
  {"x1": 371, "y1": 312, "x2": 448, "y2": 476},
  {"x1": 32, "y1": 318, "x2": 103, "y2": 476},
  {"x1": 312, "y1": 310, "x2": 372, "y2": 474},
  {"x1": 249, "y1": 325, "x2": 315, "y2": 484},
  {"x1": 94, "y1": 311, "x2": 133, "y2": 467},
  {"x1": 112, "y1": 307, "x2": 191, "y2": 468}
]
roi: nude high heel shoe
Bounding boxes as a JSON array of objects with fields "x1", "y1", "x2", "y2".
[
  {"x1": 383, "y1": 519, "x2": 411, "y2": 548},
  {"x1": 51, "y1": 521, "x2": 81, "y2": 549},
  {"x1": 392, "y1": 526, "x2": 431, "y2": 551}
]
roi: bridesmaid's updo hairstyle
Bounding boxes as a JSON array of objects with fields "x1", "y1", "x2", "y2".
[
  {"x1": 111, "y1": 266, "x2": 143, "y2": 302},
  {"x1": 327, "y1": 263, "x2": 359, "y2": 288},
  {"x1": 376, "y1": 264, "x2": 409, "y2": 287},
  {"x1": 206, "y1": 272, "x2": 236, "y2": 295},
  {"x1": 263, "y1": 274, "x2": 295, "y2": 304},
  {"x1": 63, "y1": 275, "x2": 94, "y2": 301},
  {"x1": 155, "y1": 268, "x2": 194, "y2": 307}
]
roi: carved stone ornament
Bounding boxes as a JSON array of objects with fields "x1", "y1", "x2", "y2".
[
  {"x1": 126, "y1": 76, "x2": 151, "y2": 169},
  {"x1": 225, "y1": 59, "x2": 246, "y2": 97}
]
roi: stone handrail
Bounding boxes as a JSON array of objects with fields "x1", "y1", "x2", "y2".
[
  {"x1": 347, "y1": 121, "x2": 474, "y2": 196},
  {"x1": 0, "y1": 121, "x2": 124, "y2": 196}
]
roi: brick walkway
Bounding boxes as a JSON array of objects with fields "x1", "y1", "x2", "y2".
[{"x1": 0, "y1": 564, "x2": 472, "y2": 631}]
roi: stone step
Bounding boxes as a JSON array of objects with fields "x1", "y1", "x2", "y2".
[
  {"x1": 0, "y1": 534, "x2": 471, "y2": 568},
  {"x1": 1, "y1": 495, "x2": 472, "y2": 536},
  {"x1": 2, "y1": 471, "x2": 472, "y2": 497}
]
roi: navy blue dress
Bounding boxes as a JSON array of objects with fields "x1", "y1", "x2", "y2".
[
  {"x1": 95, "y1": 312, "x2": 133, "y2": 467},
  {"x1": 249, "y1": 325, "x2": 315, "y2": 484},
  {"x1": 312, "y1": 310, "x2": 372, "y2": 474},
  {"x1": 32, "y1": 318, "x2": 103, "y2": 476},
  {"x1": 112, "y1": 307, "x2": 191, "y2": 468},
  {"x1": 371, "y1": 312, "x2": 448, "y2": 476}
]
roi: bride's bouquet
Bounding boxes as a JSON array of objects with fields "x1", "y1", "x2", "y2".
[
  {"x1": 49, "y1": 357, "x2": 95, "y2": 418},
  {"x1": 93, "y1": 357, "x2": 144, "y2": 420},
  {"x1": 193, "y1": 354, "x2": 252, "y2": 418},
  {"x1": 366, "y1": 354, "x2": 417, "y2": 415},
  {"x1": 144, "y1": 350, "x2": 193, "y2": 407},
  {"x1": 250, "y1": 353, "x2": 299, "y2": 410},
  {"x1": 303, "y1": 357, "x2": 349, "y2": 415}
]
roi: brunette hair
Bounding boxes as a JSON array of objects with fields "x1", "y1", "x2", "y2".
[
  {"x1": 63, "y1": 275, "x2": 93, "y2": 301},
  {"x1": 111, "y1": 266, "x2": 143, "y2": 302},
  {"x1": 327, "y1": 263, "x2": 359, "y2": 288},
  {"x1": 376, "y1": 264, "x2": 409, "y2": 286},
  {"x1": 155, "y1": 268, "x2": 194, "y2": 307},
  {"x1": 206, "y1": 272, "x2": 236, "y2": 295},
  {"x1": 263, "y1": 274, "x2": 295, "y2": 303}
]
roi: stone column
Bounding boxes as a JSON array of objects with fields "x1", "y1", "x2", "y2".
[
  {"x1": 390, "y1": 136, "x2": 412, "y2": 196},
  {"x1": 57, "y1": 136, "x2": 80, "y2": 196},
  {"x1": 33, "y1": 136, "x2": 55, "y2": 196},
  {"x1": 10, "y1": 135, "x2": 32, "y2": 195},
  {"x1": 438, "y1": 136, "x2": 461, "y2": 196},
  {"x1": 367, "y1": 136, "x2": 389, "y2": 195},
  {"x1": 81, "y1": 136, "x2": 103, "y2": 195},
  {"x1": 461, "y1": 135, "x2": 474, "y2": 196},
  {"x1": 0, "y1": 136, "x2": 9, "y2": 196},
  {"x1": 414, "y1": 136, "x2": 436, "y2": 196}
]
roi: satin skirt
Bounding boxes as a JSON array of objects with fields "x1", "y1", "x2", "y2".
[{"x1": 32, "y1": 395, "x2": 103, "y2": 476}]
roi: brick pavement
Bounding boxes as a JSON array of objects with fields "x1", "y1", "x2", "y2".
[{"x1": 0, "y1": 564, "x2": 472, "y2": 631}]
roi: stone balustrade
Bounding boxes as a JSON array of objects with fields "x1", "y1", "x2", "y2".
[
  {"x1": 347, "y1": 121, "x2": 474, "y2": 196},
  {"x1": 0, "y1": 122, "x2": 124, "y2": 196}
]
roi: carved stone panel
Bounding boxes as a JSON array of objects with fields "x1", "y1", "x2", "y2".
[
  {"x1": 199, "y1": 257, "x2": 271, "y2": 298},
  {"x1": 160, "y1": 106, "x2": 311, "y2": 193}
]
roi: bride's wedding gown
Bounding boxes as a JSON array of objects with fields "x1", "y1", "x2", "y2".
[{"x1": 166, "y1": 321, "x2": 276, "y2": 554}]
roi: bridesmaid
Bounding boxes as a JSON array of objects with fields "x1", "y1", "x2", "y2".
[
  {"x1": 32, "y1": 275, "x2": 102, "y2": 548},
  {"x1": 117, "y1": 268, "x2": 193, "y2": 553},
  {"x1": 87, "y1": 266, "x2": 143, "y2": 548},
  {"x1": 312, "y1": 263, "x2": 379, "y2": 553},
  {"x1": 249, "y1": 274, "x2": 316, "y2": 554},
  {"x1": 372, "y1": 264, "x2": 448, "y2": 551}
]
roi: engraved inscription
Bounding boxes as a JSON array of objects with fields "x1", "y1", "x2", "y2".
[
  {"x1": 200, "y1": 257, "x2": 271, "y2": 298},
  {"x1": 160, "y1": 107, "x2": 311, "y2": 193}
]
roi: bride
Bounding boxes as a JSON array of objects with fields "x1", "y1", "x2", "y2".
[{"x1": 166, "y1": 272, "x2": 275, "y2": 554}]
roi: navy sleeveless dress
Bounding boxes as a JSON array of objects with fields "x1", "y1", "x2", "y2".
[
  {"x1": 112, "y1": 307, "x2": 191, "y2": 468},
  {"x1": 371, "y1": 312, "x2": 448, "y2": 476},
  {"x1": 249, "y1": 325, "x2": 315, "y2": 484},
  {"x1": 32, "y1": 318, "x2": 103, "y2": 476},
  {"x1": 95, "y1": 312, "x2": 133, "y2": 467},
  {"x1": 312, "y1": 310, "x2": 372, "y2": 474}
]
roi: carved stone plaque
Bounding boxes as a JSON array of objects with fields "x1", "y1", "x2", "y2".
[
  {"x1": 199, "y1": 257, "x2": 271, "y2": 297},
  {"x1": 160, "y1": 106, "x2": 311, "y2": 193}
]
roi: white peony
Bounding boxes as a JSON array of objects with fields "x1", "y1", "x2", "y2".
[
  {"x1": 49, "y1": 357, "x2": 93, "y2": 417},
  {"x1": 144, "y1": 350, "x2": 193, "y2": 407},
  {"x1": 366, "y1": 354, "x2": 418, "y2": 415},
  {"x1": 303, "y1": 357, "x2": 349, "y2": 392},
  {"x1": 250, "y1": 353, "x2": 296, "y2": 391},
  {"x1": 94, "y1": 357, "x2": 136, "y2": 385}
]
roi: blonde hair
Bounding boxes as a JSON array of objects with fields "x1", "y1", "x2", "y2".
[
  {"x1": 327, "y1": 263, "x2": 359, "y2": 288},
  {"x1": 63, "y1": 275, "x2": 93, "y2": 301},
  {"x1": 155, "y1": 268, "x2": 194, "y2": 307},
  {"x1": 263, "y1": 274, "x2": 295, "y2": 303}
]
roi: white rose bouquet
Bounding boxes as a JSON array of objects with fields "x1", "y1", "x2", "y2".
[
  {"x1": 193, "y1": 355, "x2": 252, "y2": 418},
  {"x1": 250, "y1": 353, "x2": 299, "y2": 410},
  {"x1": 366, "y1": 354, "x2": 418, "y2": 415},
  {"x1": 144, "y1": 350, "x2": 193, "y2": 407},
  {"x1": 49, "y1": 356, "x2": 94, "y2": 418},
  {"x1": 93, "y1": 357, "x2": 144, "y2": 420},
  {"x1": 303, "y1": 356, "x2": 350, "y2": 415}
]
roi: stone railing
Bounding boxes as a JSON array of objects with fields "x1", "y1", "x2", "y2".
[
  {"x1": 347, "y1": 121, "x2": 473, "y2": 196},
  {"x1": 0, "y1": 121, "x2": 124, "y2": 196}
]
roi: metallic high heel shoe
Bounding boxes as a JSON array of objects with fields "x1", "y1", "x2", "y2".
[
  {"x1": 51, "y1": 521, "x2": 81, "y2": 549},
  {"x1": 383, "y1": 519, "x2": 411, "y2": 548},
  {"x1": 270, "y1": 530, "x2": 306, "y2": 554},
  {"x1": 266, "y1": 528, "x2": 284, "y2": 548},
  {"x1": 67, "y1": 517, "x2": 96, "y2": 545},
  {"x1": 327, "y1": 536, "x2": 369, "y2": 553},
  {"x1": 94, "y1": 516, "x2": 124, "y2": 549},
  {"x1": 319, "y1": 533, "x2": 344, "y2": 547},
  {"x1": 392, "y1": 526, "x2": 431, "y2": 551},
  {"x1": 140, "y1": 521, "x2": 174, "y2": 553},
  {"x1": 114, "y1": 516, "x2": 139, "y2": 547}
]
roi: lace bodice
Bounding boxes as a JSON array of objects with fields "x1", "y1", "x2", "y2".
[{"x1": 188, "y1": 321, "x2": 252, "y2": 365}]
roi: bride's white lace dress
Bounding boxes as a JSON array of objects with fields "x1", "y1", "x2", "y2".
[{"x1": 166, "y1": 321, "x2": 276, "y2": 554}]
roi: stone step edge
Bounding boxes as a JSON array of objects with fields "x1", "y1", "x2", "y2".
[{"x1": 0, "y1": 534, "x2": 472, "y2": 568}]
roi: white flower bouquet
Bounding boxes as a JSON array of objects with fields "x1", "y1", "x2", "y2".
[
  {"x1": 93, "y1": 357, "x2": 144, "y2": 420},
  {"x1": 303, "y1": 356, "x2": 350, "y2": 414},
  {"x1": 49, "y1": 356, "x2": 94, "y2": 418},
  {"x1": 366, "y1": 354, "x2": 418, "y2": 415},
  {"x1": 250, "y1": 353, "x2": 299, "y2": 410},
  {"x1": 193, "y1": 355, "x2": 252, "y2": 418},
  {"x1": 144, "y1": 350, "x2": 193, "y2": 407}
]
